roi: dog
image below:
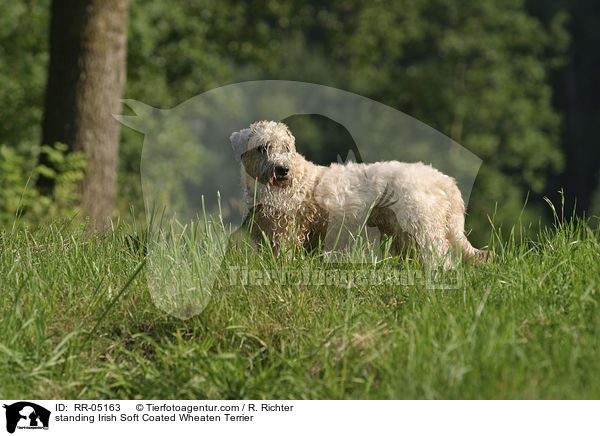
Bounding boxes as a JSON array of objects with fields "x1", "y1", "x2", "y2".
[{"x1": 230, "y1": 120, "x2": 486, "y2": 267}]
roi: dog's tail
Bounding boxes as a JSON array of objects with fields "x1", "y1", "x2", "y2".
[
  {"x1": 445, "y1": 182, "x2": 491, "y2": 263},
  {"x1": 449, "y1": 220, "x2": 491, "y2": 263},
  {"x1": 457, "y1": 235, "x2": 489, "y2": 262}
]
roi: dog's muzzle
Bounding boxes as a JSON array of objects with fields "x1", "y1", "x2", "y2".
[
  {"x1": 267, "y1": 165, "x2": 291, "y2": 187},
  {"x1": 274, "y1": 165, "x2": 289, "y2": 181}
]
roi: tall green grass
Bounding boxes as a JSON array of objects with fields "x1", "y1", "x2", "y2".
[{"x1": 1, "y1": 210, "x2": 599, "y2": 399}]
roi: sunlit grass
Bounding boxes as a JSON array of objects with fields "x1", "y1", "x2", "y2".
[{"x1": 1, "y1": 209, "x2": 599, "y2": 399}]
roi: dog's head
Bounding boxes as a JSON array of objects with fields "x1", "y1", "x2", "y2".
[{"x1": 230, "y1": 121, "x2": 297, "y2": 188}]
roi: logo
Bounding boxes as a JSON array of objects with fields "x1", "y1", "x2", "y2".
[
  {"x1": 118, "y1": 80, "x2": 482, "y2": 318},
  {"x1": 3, "y1": 402, "x2": 50, "y2": 434}
]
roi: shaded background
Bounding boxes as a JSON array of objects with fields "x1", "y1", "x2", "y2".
[{"x1": 1, "y1": 0, "x2": 599, "y2": 246}]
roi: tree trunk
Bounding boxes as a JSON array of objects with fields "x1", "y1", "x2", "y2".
[{"x1": 41, "y1": 0, "x2": 129, "y2": 229}]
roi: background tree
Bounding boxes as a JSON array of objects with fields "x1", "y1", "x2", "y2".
[{"x1": 40, "y1": 0, "x2": 129, "y2": 228}]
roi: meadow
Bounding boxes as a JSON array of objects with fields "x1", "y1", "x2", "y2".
[{"x1": 1, "y1": 209, "x2": 599, "y2": 399}]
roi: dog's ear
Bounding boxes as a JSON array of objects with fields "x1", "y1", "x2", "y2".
[
  {"x1": 230, "y1": 128, "x2": 250, "y2": 159},
  {"x1": 283, "y1": 125, "x2": 296, "y2": 150}
]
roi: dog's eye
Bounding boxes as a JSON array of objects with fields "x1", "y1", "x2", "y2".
[{"x1": 257, "y1": 145, "x2": 267, "y2": 154}]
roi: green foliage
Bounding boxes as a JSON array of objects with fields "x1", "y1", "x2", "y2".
[
  {"x1": 0, "y1": 0, "x2": 49, "y2": 146},
  {"x1": 529, "y1": 0, "x2": 600, "y2": 214},
  {"x1": 0, "y1": 143, "x2": 86, "y2": 226},
  {"x1": 121, "y1": 0, "x2": 568, "y2": 245},
  {"x1": 0, "y1": 0, "x2": 572, "y2": 242}
]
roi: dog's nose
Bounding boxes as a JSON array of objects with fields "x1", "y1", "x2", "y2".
[{"x1": 275, "y1": 166, "x2": 289, "y2": 178}]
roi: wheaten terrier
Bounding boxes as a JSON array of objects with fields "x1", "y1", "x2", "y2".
[{"x1": 230, "y1": 120, "x2": 485, "y2": 266}]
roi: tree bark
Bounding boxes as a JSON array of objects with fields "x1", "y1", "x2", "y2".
[{"x1": 41, "y1": 0, "x2": 129, "y2": 229}]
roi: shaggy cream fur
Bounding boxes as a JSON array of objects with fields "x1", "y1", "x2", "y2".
[{"x1": 230, "y1": 120, "x2": 485, "y2": 266}]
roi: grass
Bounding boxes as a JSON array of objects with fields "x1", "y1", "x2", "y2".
[{"x1": 1, "y1": 211, "x2": 599, "y2": 399}]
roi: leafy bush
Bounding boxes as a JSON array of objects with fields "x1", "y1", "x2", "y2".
[{"x1": 0, "y1": 143, "x2": 86, "y2": 227}]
